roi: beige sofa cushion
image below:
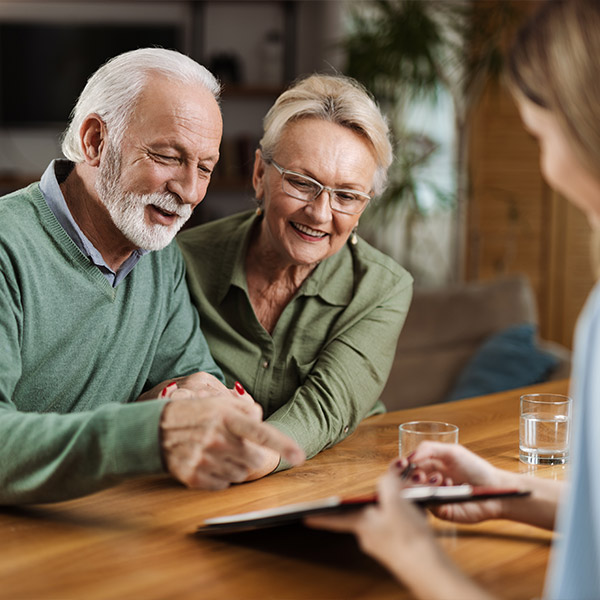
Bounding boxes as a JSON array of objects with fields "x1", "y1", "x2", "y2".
[{"x1": 379, "y1": 276, "x2": 568, "y2": 410}]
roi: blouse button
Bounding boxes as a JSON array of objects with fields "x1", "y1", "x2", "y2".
[
  {"x1": 262, "y1": 361, "x2": 269, "y2": 368},
  {"x1": 343, "y1": 426, "x2": 349, "y2": 433}
]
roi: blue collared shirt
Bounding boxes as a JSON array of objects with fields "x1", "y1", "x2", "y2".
[{"x1": 39, "y1": 159, "x2": 147, "y2": 287}]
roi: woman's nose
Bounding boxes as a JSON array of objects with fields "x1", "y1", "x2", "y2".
[{"x1": 304, "y1": 189, "x2": 333, "y2": 222}]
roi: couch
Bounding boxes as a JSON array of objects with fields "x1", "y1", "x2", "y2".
[{"x1": 379, "y1": 275, "x2": 572, "y2": 411}]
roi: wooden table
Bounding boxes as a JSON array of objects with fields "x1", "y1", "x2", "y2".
[{"x1": 0, "y1": 380, "x2": 570, "y2": 600}]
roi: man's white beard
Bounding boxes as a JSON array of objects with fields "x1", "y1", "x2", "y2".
[{"x1": 95, "y1": 142, "x2": 192, "y2": 251}]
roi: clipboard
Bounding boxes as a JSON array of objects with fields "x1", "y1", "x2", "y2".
[{"x1": 196, "y1": 485, "x2": 530, "y2": 534}]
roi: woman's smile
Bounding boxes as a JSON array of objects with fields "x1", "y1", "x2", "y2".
[{"x1": 290, "y1": 221, "x2": 328, "y2": 240}]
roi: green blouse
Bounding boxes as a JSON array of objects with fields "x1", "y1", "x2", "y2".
[{"x1": 177, "y1": 211, "x2": 413, "y2": 468}]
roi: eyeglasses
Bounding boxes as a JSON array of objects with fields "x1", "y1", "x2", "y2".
[{"x1": 266, "y1": 159, "x2": 372, "y2": 215}]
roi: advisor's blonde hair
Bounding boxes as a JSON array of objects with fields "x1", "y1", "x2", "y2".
[{"x1": 508, "y1": 0, "x2": 600, "y2": 277}]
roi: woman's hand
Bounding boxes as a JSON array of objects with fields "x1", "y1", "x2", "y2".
[
  {"x1": 306, "y1": 471, "x2": 493, "y2": 600},
  {"x1": 402, "y1": 442, "x2": 519, "y2": 523},
  {"x1": 307, "y1": 471, "x2": 439, "y2": 571},
  {"x1": 138, "y1": 373, "x2": 261, "y2": 418}
]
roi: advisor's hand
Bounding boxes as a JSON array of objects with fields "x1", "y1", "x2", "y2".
[
  {"x1": 307, "y1": 471, "x2": 438, "y2": 577},
  {"x1": 405, "y1": 442, "x2": 518, "y2": 523}
]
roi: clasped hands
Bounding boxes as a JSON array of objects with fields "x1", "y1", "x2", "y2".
[{"x1": 140, "y1": 372, "x2": 305, "y2": 489}]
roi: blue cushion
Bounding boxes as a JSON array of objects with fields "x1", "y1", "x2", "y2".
[{"x1": 445, "y1": 323, "x2": 560, "y2": 402}]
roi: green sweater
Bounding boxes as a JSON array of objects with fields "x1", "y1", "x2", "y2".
[
  {"x1": 177, "y1": 211, "x2": 413, "y2": 467},
  {"x1": 0, "y1": 184, "x2": 222, "y2": 504}
]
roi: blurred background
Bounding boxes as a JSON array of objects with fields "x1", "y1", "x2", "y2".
[{"x1": 0, "y1": 0, "x2": 593, "y2": 354}]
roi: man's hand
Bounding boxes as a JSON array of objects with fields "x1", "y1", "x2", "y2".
[
  {"x1": 243, "y1": 447, "x2": 281, "y2": 481},
  {"x1": 159, "y1": 389, "x2": 304, "y2": 490}
]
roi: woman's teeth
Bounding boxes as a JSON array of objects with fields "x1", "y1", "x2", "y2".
[{"x1": 292, "y1": 222, "x2": 327, "y2": 238}]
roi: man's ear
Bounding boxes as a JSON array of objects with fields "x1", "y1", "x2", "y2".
[
  {"x1": 79, "y1": 114, "x2": 107, "y2": 167},
  {"x1": 252, "y1": 149, "x2": 266, "y2": 200}
]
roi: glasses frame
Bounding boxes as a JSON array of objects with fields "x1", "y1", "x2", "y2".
[{"x1": 266, "y1": 159, "x2": 372, "y2": 215}]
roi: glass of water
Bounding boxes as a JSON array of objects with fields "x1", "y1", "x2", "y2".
[
  {"x1": 519, "y1": 393, "x2": 572, "y2": 465},
  {"x1": 399, "y1": 421, "x2": 459, "y2": 458}
]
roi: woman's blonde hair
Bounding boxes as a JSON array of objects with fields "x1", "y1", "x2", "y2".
[
  {"x1": 507, "y1": 0, "x2": 600, "y2": 277},
  {"x1": 259, "y1": 73, "x2": 392, "y2": 197}
]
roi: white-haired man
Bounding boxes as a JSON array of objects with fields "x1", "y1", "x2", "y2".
[{"x1": 0, "y1": 48, "x2": 303, "y2": 504}]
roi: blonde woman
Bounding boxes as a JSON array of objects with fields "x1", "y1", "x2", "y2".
[
  {"x1": 309, "y1": 1, "x2": 600, "y2": 599},
  {"x1": 178, "y1": 74, "x2": 413, "y2": 481}
]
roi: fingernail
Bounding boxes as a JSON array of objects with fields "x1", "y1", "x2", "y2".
[
  {"x1": 160, "y1": 382, "x2": 177, "y2": 397},
  {"x1": 394, "y1": 458, "x2": 405, "y2": 468},
  {"x1": 429, "y1": 474, "x2": 440, "y2": 484},
  {"x1": 234, "y1": 381, "x2": 245, "y2": 395},
  {"x1": 411, "y1": 473, "x2": 421, "y2": 483},
  {"x1": 406, "y1": 451, "x2": 416, "y2": 461}
]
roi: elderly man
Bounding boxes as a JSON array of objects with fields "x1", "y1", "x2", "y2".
[{"x1": 0, "y1": 48, "x2": 303, "y2": 504}]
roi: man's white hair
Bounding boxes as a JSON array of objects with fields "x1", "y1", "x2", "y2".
[{"x1": 61, "y1": 47, "x2": 221, "y2": 162}]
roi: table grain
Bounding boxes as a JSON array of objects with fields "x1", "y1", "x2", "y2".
[{"x1": 0, "y1": 379, "x2": 569, "y2": 600}]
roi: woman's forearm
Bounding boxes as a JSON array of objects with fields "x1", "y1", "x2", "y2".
[
  {"x1": 500, "y1": 472, "x2": 564, "y2": 530},
  {"x1": 385, "y1": 536, "x2": 496, "y2": 600}
]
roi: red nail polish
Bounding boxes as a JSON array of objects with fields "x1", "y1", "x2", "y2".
[
  {"x1": 160, "y1": 382, "x2": 177, "y2": 397},
  {"x1": 394, "y1": 459, "x2": 404, "y2": 468},
  {"x1": 234, "y1": 381, "x2": 245, "y2": 395},
  {"x1": 406, "y1": 451, "x2": 416, "y2": 461},
  {"x1": 411, "y1": 473, "x2": 421, "y2": 483}
]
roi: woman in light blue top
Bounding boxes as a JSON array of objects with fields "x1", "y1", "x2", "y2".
[{"x1": 308, "y1": 1, "x2": 600, "y2": 598}]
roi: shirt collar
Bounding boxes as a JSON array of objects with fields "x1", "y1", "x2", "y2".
[
  {"x1": 215, "y1": 212, "x2": 256, "y2": 303},
  {"x1": 216, "y1": 211, "x2": 353, "y2": 306},
  {"x1": 39, "y1": 159, "x2": 148, "y2": 287}
]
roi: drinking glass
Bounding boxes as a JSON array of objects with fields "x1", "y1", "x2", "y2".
[
  {"x1": 399, "y1": 421, "x2": 459, "y2": 457},
  {"x1": 519, "y1": 393, "x2": 572, "y2": 465}
]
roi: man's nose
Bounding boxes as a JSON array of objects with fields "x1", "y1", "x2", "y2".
[{"x1": 168, "y1": 165, "x2": 205, "y2": 207}]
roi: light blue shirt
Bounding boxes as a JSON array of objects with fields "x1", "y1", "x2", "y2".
[
  {"x1": 39, "y1": 159, "x2": 147, "y2": 287},
  {"x1": 545, "y1": 280, "x2": 600, "y2": 599}
]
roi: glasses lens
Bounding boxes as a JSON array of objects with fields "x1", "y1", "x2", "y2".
[
  {"x1": 282, "y1": 173, "x2": 320, "y2": 200},
  {"x1": 278, "y1": 166, "x2": 369, "y2": 215},
  {"x1": 331, "y1": 192, "x2": 369, "y2": 215}
]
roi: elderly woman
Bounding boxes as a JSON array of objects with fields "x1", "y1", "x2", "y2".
[{"x1": 177, "y1": 74, "x2": 412, "y2": 479}]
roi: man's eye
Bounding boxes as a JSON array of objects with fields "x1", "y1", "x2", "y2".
[{"x1": 151, "y1": 153, "x2": 178, "y2": 163}]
